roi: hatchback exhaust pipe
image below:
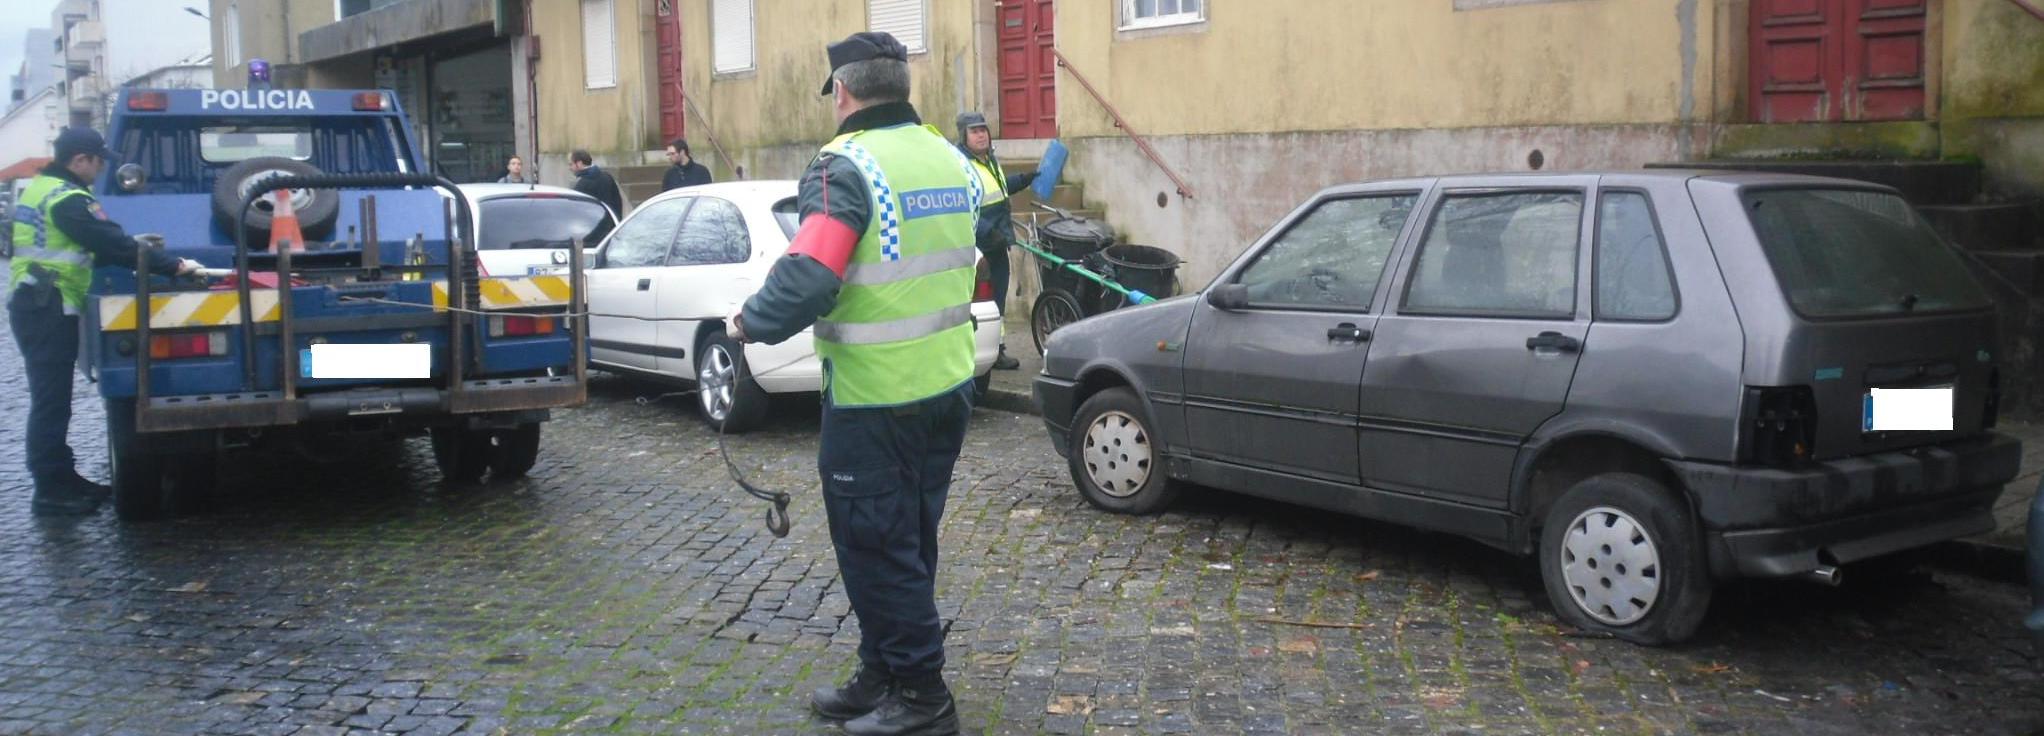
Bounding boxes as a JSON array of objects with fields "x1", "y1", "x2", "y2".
[{"x1": 1802, "y1": 564, "x2": 1843, "y2": 587}]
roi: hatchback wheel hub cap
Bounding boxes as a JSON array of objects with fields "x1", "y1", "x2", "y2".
[
  {"x1": 1560, "y1": 506, "x2": 1662, "y2": 626},
  {"x1": 698, "y1": 346, "x2": 736, "y2": 421},
  {"x1": 1081, "y1": 411, "x2": 1150, "y2": 497}
]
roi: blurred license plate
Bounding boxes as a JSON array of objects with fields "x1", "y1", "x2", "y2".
[
  {"x1": 527, "y1": 265, "x2": 566, "y2": 275},
  {"x1": 301, "y1": 344, "x2": 430, "y2": 380},
  {"x1": 1863, "y1": 386, "x2": 1953, "y2": 432}
]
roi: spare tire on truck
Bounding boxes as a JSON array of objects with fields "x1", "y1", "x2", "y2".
[{"x1": 211, "y1": 156, "x2": 341, "y2": 246}]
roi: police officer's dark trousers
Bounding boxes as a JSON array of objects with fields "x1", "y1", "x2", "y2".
[
  {"x1": 9, "y1": 282, "x2": 81, "y2": 490},
  {"x1": 819, "y1": 381, "x2": 974, "y2": 679}
]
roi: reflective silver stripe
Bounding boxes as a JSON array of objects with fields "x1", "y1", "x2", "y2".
[
  {"x1": 815, "y1": 303, "x2": 974, "y2": 345},
  {"x1": 13, "y1": 246, "x2": 91, "y2": 266},
  {"x1": 841, "y1": 245, "x2": 977, "y2": 286}
]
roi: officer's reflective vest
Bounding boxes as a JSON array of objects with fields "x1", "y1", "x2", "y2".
[
  {"x1": 968, "y1": 154, "x2": 1007, "y2": 207},
  {"x1": 813, "y1": 123, "x2": 984, "y2": 408},
  {"x1": 9, "y1": 174, "x2": 95, "y2": 313}
]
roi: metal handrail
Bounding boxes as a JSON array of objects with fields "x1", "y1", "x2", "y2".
[
  {"x1": 676, "y1": 81, "x2": 740, "y2": 178},
  {"x1": 2009, "y1": 0, "x2": 2044, "y2": 22},
  {"x1": 1050, "y1": 48, "x2": 1195, "y2": 200}
]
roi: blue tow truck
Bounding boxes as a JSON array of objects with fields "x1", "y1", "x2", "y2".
[{"x1": 87, "y1": 88, "x2": 587, "y2": 519}]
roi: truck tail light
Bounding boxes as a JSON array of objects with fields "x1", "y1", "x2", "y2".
[
  {"x1": 126, "y1": 92, "x2": 168, "y2": 111},
  {"x1": 1740, "y1": 386, "x2": 1818, "y2": 467},
  {"x1": 351, "y1": 92, "x2": 387, "y2": 111},
  {"x1": 488, "y1": 315, "x2": 555, "y2": 338},
  {"x1": 149, "y1": 331, "x2": 226, "y2": 360}
]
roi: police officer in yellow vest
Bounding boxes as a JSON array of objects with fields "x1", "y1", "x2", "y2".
[
  {"x1": 954, "y1": 112, "x2": 1036, "y2": 370},
  {"x1": 10, "y1": 128, "x2": 200, "y2": 515},
  {"x1": 729, "y1": 32, "x2": 980, "y2": 736}
]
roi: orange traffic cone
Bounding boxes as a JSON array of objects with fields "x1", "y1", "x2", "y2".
[{"x1": 267, "y1": 189, "x2": 305, "y2": 253}]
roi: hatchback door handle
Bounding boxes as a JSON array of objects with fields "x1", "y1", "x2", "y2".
[
  {"x1": 1327, "y1": 323, "x2": 1371, "y2": 343},
  {"x1": 1526, "y1": 331, "x2": 1580, "y2": 353},
  {"x1": 637, "y1": 278, "x2": 652, "y2": 291}
]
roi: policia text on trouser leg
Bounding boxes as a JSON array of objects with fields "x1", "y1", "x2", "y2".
[{"x1": 728, "y1": 30, "x2": 982, "y2": 736}]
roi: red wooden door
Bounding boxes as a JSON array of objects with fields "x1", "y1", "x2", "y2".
[
  {"x1": 996, "y1": 0, "x2": 1056, "y2": 139},
  {"x1": 656, "y1": 0, "x2": 685, "y2": 142},
  {"x1": 1749, "y1": 0, "x2": 1926, "y2": 123}
]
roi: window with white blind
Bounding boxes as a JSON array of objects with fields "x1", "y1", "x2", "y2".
[
  {"x1": 1121, "y1": 0, "x2": 1204, "y2": 29},
  {"x1": 713, "y1": 0, "x2": 756, "y2": 74},
  {"x1": 224, "y1": 3, "x2": 241, "y2": 67},
  {"x1": 867, "y1": 0, "x2": 928, "y2": 54},
  {"x1": 581, "y1": 0, "x2": 617, "y2": 89}
]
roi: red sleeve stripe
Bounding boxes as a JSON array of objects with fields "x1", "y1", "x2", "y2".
[{"x1": 784, "y1": 213, "x2": 857, "y2": 279}]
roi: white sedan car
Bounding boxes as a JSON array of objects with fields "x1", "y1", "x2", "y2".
[
  {"x1": 586, "y1": 180, "x2": 1002, "y2": 432},
  {"x1": 451, "y1": 183, "x2": 617, "y2": 278}
]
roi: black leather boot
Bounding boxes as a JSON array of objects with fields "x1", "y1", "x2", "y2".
[
  {"x1": 844, "y1": 674, "x2": 959, "y2": 736},
  {"x1": 811, "y1": 663, "x2": 893, "y2": 721},
  {"x1": 31, "y1": 484, "x2": 101, "y2": 516},
  {"x1": 993, "y1": 346, "x2": 1021, "y2": 370}
]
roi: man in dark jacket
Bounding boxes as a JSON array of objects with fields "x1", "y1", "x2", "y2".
[
  {"x1": 956, "y1": 112, "x2": 1035, "y2": 369},
  {"x1": 660, "y1": 138, "x2": 713, "y2": 192},
  {"x1": 568, "y1": 150, "x2": 624, "y2": 215}
]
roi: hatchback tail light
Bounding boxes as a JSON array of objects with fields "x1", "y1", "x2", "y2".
[
  {"x1": 149, "y1": 331, "x2": 227, "y2": 360},
  {"x1": 974, "y1": 260, "x2": 995, "y2": 303},
  {"x1": 1985, "y1": 368, "x2": 2001, "y2": 429},
  {"x1": 488, "y1": 315, "x2": 556, "y2": 338},
  {"x1": 1740, "y1": 386, "x2": 1818, "y2": 467}
]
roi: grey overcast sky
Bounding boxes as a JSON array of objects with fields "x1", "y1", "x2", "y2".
[{"x1": 1, "y1": 0, "x2": 211, "y2": 100}]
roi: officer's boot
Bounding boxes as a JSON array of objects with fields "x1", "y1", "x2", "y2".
[
  {"x1": 30, "y1": 476, "x2": 101, "y2": 516},
  {"x1": 844, "y1": 673, "x2": 959, "y2": 736},
  {"x1": 811, "y1": 663, "x2": 894, "y2": 721},
  {"x1": 993, "y1": 345, "x2": 1020, "y2": 370}
]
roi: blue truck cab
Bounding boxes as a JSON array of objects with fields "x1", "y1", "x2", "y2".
[{"x1": 88, "y1": 88, "x2": 587, "y2": 519}]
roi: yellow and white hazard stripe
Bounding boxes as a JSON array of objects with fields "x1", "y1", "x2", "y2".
[
  {"x1": 433, "y1": 275, "x2": 573, "y2": 311},
  {"x1": 99, "y1": 291, "x2": 281, "y2": 331},
  {"x1": 98, "y1": 275, "x2": 569, "y2": 331}
]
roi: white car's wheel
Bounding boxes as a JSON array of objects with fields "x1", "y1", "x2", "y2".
[{"x1": 696, "y1": 330, "x2": 769, "y2": 433}]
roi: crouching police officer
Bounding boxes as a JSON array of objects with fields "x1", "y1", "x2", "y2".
[
  {"x1": 730, "y1": 31, "x2": 982, "y2": 736},
  {"x1": 11, "y1": 128, "x2": 199, "y2": 515}
]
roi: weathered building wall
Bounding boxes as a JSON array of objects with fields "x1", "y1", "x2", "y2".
[
  {"x1": 1050, "y1": 0, "x2": 1717, "y2": 287},
  {"x1": 1940, "y1": 0, "x2": 2044, "y2": 198},
  {"x1": 674, "y1": 0, "x2": 983, "y2": 181},
  {"x1": 530, "y1": 0, "x2": 661, "y2": 185}
]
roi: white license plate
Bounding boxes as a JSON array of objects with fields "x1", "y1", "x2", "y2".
[
  {"x1": 1862, "y1": 386, "x2": 1953, "y2": 432},
  {"x1": 527, "y1": 264, "x2": 566, "y2": 275},
  {"x1": 301, "y1": 344, "x2": 431, "y2": 380}
]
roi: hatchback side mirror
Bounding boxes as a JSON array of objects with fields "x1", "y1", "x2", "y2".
[{"x1": 1206, "y1": 283, "x2": 1249, "y2": 311}]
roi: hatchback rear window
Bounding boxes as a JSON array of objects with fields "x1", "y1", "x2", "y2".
[
  {"x1": 1743, "y1": 188, "x2": 1989, "y2": 319},
  {"x1": 477, "y1": 196, "x2": 614, "y2": 251}
]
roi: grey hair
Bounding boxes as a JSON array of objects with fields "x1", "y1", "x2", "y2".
[{"x1": 832, "y1": 58, "x2": 910, "y2": 104}]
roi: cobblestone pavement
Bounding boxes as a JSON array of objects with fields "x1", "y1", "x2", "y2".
[{"x1": 0, "y1": 325, "x2": 2041, "y2": 734}]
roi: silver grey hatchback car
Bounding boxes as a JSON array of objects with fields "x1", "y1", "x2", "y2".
[{"x1": 1033, "y1": 171, "x2": 2020, "y2": 645}]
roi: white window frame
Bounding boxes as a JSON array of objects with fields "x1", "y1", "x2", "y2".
[
  {"x1": 867, "y1": 0, "x2": 929, "y2": 55},
  {"x1": 713, "y1": 0, "x2": 756, "y2": 74},
  {"x1": 581, "y1": 0, "x2": 618, "y2": 90},
  {"x1": 1119, "y1": 0, "x2": 1205, "y2": 31},
  {"x1": 224, "y1": 3, "x2": 242, "y2": 68}
]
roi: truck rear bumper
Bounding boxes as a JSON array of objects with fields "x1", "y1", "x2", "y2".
[{"x1": 136, "y1": 375, "x2": 584, "y2": 432}]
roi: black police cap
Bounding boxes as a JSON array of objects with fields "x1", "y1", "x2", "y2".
[
  {"x1": 54, "y1": 127, "x2": 116, "y2": 163},
  {"x1": 821, "y1": 31, "x2": 909, "y2": 96}
]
